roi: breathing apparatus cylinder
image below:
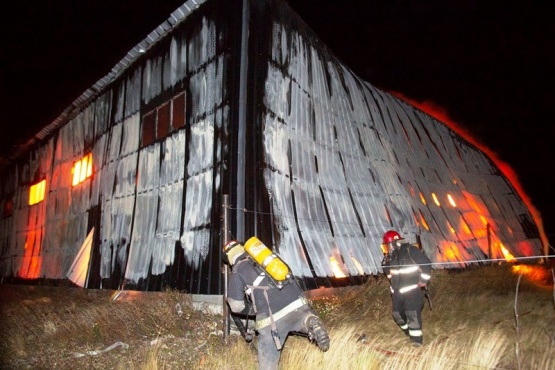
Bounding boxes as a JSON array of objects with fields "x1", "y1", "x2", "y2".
[{"x1": 244, "y1": 236, "x2": 291, "y2": 285}]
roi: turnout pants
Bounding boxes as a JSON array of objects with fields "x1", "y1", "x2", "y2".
[
  {"x1": 256, "y1": 306, "x2": 313, "y2": 370},
  {"x1": 391, "y1": 288, "x2": 425, "y2": 344}
]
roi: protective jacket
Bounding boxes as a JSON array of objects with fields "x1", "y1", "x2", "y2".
[
  {"x1": 225, "y1": 247, "x2": 329, "y2": 369},
  {"x1": 382, "y1": 242, "x2": 432, "y2": 294},
  {"x1": 382, "y1": 241, "x2": 432, "y2": 345},
  {"x1": 227, "y1": 255, "x2": 308, "y2": 331}
]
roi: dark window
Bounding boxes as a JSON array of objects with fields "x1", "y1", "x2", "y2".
[
  {"x1": 142, "y1": 92, "x2": 186, "y2": 148},
  {"x1": 2, "y1": 199, "x2": 13, "y2": 218},
  {"x1": 157, "y1": 102, "x2": 170, "y2": 139},
  {"x1": 172, "y1": 92, "x2": 185, "y2": 129},
  {"x1": 142, "y1": 111, "x2": 156, "y2": 147}
]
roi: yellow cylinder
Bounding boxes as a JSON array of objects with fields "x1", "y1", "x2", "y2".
[{"x1": 244, "y1": 236, "x2": 290, "y2": 282}]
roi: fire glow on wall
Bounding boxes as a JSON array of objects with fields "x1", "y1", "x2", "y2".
[{"x1": 0, "y1": 0, "x2": 546, "y2": 294}]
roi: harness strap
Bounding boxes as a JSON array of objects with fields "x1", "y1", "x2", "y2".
[
  {"x1": 245, "y1": 271, "x2": 287, "y2": 350},
  {"x1": 255, "y1": 296, "x2": 309, "y2": 330},
  {"x1": 253, "y1": 273, "x2": 265, "y2": 287},
  {"x1": 246, "y1": 284, "x2": 283, "y2": 349},
  {"x1": 245, "y1": 270, "x2": 307, "y2": 350}
]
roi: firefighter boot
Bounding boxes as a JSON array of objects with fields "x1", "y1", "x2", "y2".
[{"x1": 305, "y1": 315, "x2": 330, "y2": 351}]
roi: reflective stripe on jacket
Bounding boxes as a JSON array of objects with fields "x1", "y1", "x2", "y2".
[{"x1": 382, "y1": 243, "x2": 432, "y2": 294}]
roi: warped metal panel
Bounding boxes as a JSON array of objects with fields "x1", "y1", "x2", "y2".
[
  {"x1": 0, "y1": 0, "x2": 545, "y2": 294},
  {"x1": 154, "y1": 131, "x2": 186, "y2": 270},
  {"x1": 125, "y1": 145, "x2": 161, "y2": 282},
  {"x1": 258, "y1": 0, "x2": 543, "y2": 280}
]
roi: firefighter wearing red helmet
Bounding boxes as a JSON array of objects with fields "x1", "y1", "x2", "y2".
[
  {"x1": 381, "y1": 230, "x2": 432, "y2": 346},
  {"x1": 223, "y1": 239, "x2": 330, "y2": 369}
]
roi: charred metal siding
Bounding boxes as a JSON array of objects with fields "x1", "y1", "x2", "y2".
[
  {"x1": 0, "y1": 0, "x2": 544, "y2": 294},
  {"x1": 248, "y1": 0, "x2": 543, "y2": 280},
  {"x1": 0, "y1": 0, "x2": 234, "y2": 294}
]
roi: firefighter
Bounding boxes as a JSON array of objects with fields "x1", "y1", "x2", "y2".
[
  {"x1": 223, "y1": 240, "x2": 330, "y2": 370},
  {"x1": 381, "y1": 230, "x2": 432, "y2": 346}
]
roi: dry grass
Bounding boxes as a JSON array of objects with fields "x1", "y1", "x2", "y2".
[{"x1": 1, "y1": 264, "x2": 554, "y2": 369}]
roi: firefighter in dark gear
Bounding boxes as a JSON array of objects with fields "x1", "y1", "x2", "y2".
[
  {"x1": 224, "y1": 240, "x2": 330, "y2": 370},
  {"x1": 381, "y1": 230, "x2": 432, "y2": 346}
]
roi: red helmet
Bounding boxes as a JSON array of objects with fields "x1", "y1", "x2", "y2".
[{"x1": 382, "y1": 230, "x2": 403, "y2": 244}]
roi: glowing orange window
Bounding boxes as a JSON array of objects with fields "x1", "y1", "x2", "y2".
[
  {"x1": 72, "y1": 153, "x2": 93, "y2": 186},
  {"x1": 29, "y1": 179, "x2": 46, "y2": 205}
]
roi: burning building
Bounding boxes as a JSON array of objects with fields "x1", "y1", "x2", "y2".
[{"x1": 0, "y1": 0, "x2": 547, "y2": 295}]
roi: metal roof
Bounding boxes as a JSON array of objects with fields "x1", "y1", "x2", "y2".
[{"x1": 0, "y1": 0, "x2": 206, "y2": 170}]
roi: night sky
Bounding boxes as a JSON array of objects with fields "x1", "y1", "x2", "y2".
[{"x1": 2, "y1": 1, "x2": 554, "y2": 244}]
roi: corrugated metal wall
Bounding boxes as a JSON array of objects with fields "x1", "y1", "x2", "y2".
[
  {"x1": 251, "y1": 0, "x2": 542, "y2": 283},
  {"x1": 0, "y1": 0, "x2": 231, "y2": 294},
  {"x1": 0, "y1": 0, "x2": 544, "y2": 294}
]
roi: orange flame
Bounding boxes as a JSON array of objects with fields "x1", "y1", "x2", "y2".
[
  {"x1": 431, "y1": 192, "x2": 441, "y2": 206},
  {"x1": 390, "y1": 92, "x2": 549, "y2": 255},
  {"x1": 500, "y1": 244, "x2": 516, "y2": 262},
  {"x1": 329, "y1": 256, "x2": 347, "y2": 278},
  {"x1": 447, "y1": 193, "x2": 456, "y2": 207},
  {"x1": 512, "y1": 264, "x2": 554, "y2": 288}
]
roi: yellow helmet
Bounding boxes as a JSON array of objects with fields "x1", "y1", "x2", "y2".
[{"x1": 223, "y1": 240, "x2": 245, "y2": 265}]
